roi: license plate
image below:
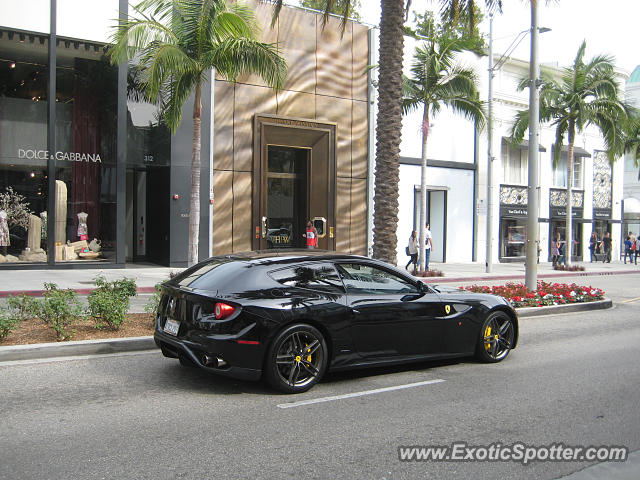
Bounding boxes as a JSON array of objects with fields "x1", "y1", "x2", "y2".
[{"x1": 164, "y1": 318, "x2": 180, "y2": 336}]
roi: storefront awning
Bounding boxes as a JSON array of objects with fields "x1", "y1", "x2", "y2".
[
  {"x1": 502, "y1": 137, "x2": 547, "y2": 152},
  {"x1": 559, "y1": 145, "x2": 591, "y2": 157}
]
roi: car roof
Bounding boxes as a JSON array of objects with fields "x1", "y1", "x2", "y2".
[{"x1": 212, "y1": 249, "x2": 370, "y2": 266}]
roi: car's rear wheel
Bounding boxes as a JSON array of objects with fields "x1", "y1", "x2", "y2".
[
  {"x1": 475, "y1": 311, "x2": 515, "y2": 363},
  {"x1": 265, "y1": 324, "x2": 328, "y2": 393}
]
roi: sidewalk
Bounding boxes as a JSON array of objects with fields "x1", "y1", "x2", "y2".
[{"x1": 1, "y1": 259, "x2": 638, "y2": 296}]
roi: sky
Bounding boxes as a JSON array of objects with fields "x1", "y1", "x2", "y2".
[{"x1": 359, "y1": 0, "x2": 640, "y2": 77}]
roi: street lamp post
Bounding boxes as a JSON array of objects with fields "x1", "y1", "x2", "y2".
[
  {"x1": 525, "y1": 2, "x2": 540, "y2": 291},
  {"x1": 486, "y1": 14, "x2": 494, "y2": 273},
  {"x1": 486, "y1": 17, "x2": 549, "y2": 275}
]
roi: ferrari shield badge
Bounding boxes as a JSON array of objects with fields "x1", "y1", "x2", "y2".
[{"x1": 445, "y1": 305, "x2": 451, "y2": 315}]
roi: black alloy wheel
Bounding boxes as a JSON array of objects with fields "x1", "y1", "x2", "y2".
[
  {"x1": 265, "y1": 324, "x2": 328, "y2": 393},
  {"x1": 475, "y1": 311, "x2": 515, "y2": 363}
]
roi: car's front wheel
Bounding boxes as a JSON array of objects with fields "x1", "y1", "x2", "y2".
[
  {"x1": 475, "y1": 311, "x2": 515, "y2": 362},
  {"x1": 265, "y1": 324, "x2": 328, "y2": 393}
]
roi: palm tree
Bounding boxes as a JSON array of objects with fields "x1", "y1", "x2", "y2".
[
  {"x1": 402, "y1": 26, "x2": 485, "y2": 271},
  {"x1": 510, "y1": 41, "x2": 629, "y2": 265},
  {"x1": 109, "y1": 0, "x2": 287, "y2": 266}
]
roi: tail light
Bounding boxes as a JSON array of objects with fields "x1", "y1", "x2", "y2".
[{"x1": 214, "y1": 302, "x2": 235, "y2": 320}]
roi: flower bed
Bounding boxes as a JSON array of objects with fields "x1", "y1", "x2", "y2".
[{"x1": 461, "y1": 280, "x2": 605, "y2": 308}]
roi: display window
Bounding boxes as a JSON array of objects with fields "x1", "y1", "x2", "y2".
[
  {"x1": 0, "y1": 30, "x2": 50, "y2": 263},
  {"x1": 500, "y1": 219, "x2": 526, "y2": 259},
  {"x1": 549, "y1": 221, "x2": 583, "y2": 261},
  {"x1": 52, "y1": 38, "x2": 117, "y2": 262}
]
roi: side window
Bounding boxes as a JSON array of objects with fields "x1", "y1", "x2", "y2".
[
  {"x1": 269, "y1": 264, "x2": 345, "y2": 294},
  {"x1": 335, "y1": 263, "x2": 419, "y2": 295}
]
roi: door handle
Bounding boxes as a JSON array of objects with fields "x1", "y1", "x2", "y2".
[
  {"x1": 352, "y1": 309, "x2": 361, "y2": 315},
  {"x1": 261, "y1": 216, "x2": 267, "y2": 238}
]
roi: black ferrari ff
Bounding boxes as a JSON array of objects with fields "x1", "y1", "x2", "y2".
[{"x1": 154, "y1": 250, "x2": 518, "y2": 393}]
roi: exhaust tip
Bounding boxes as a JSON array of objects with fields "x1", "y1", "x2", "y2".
[{"x1": 202, "y1": 354, "x2": 227, "y2": 368}]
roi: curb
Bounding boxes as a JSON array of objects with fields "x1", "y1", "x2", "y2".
[
  {"x1": 517, "y1": 298, "x2": 612, "y2": 318},
  {"x1": 0, "y1": 299, "x2": 613, "y2": 363},
  {"x1": 0, "y1": 336, "x2": 157, "y2": 363},
  {"x1": 0, "y1": 286, "x2": 158, "y2": 298}
]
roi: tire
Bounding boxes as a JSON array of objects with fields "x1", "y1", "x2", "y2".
[
  {"x1": 264, "y1": 324, "x2": 328, "y2": 393},
  {"x1": 475, "y1": 311, "x2": 515, "y2": 363}
]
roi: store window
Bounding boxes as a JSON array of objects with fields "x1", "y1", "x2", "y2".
[
  {"x1": 550, "y1": 221, "x2": 582, "y2": 260},
  {"x1": 54, "y1": 38, "x2": 117, "y2": 262},
  {"x1": 500, "y1": 219, "x2": 526, "y2": 259},
  {"x1": 0, "y1": 29, "x2": 50, "y2": 263}
]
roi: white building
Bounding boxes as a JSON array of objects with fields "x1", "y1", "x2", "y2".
[
  {"x1": 623, "y1": 66, "x2": 640, "y2": 239},
  {"x1": 395, "y1": 44, "x2": 627, "y2": 265}
]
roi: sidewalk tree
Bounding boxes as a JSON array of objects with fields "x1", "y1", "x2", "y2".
[
  {"x1": 109, "y1": 0, "x2": 287, "y2": 266},
  {"x1": 402, "y1": 12, "x2": 485, "y2": 271},
  {"x1": 510, "y1": 41, "x2": 630, "y2": 265}
]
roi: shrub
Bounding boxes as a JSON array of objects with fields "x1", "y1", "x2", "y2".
[
  {"x1": 37, "y1": 283, "x2": 84, "y2": 341},
  {"x1": 87, "y1": 276, "x2": 138, "y2": 330},
  {"x1": 0, "y1": 294, "x2": 41, "y2": 341},
  {"x1": 6, "y1": 294, "x2": 38, "y2": 321},
  {"x1": 144, "y1": 272, "x2": 177, "y2": 327},
  {"x1": 0, "y1": 310, "x2": 19, "y2": 340},
  {"x1": 144, "y1": 283, "x2": 163, "y2": 328}
]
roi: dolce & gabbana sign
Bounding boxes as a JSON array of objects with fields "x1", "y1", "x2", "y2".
[{"x1": 18, "y1": 148, "x2": 102, "y2": 163}]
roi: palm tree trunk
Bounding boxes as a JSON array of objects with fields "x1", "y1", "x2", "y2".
[
  {"x1": 372, "y1": 0, "x2": 405, "y2": 265},
  {"x1": 418, "y1": 106, "x2": 430, "y2": 271},
  {"x1": 565, "y1": 137, "x2": 574, "y2": 266},
  {"x1": 189, "y1": 80, "x2": 202, "y2": 267}
]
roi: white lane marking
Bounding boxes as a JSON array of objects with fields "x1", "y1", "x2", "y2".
[
  {"x1": 622, "y1": 296, "x2": 640, "y2": 304},
  {"x1": 277, "y1": 378, "x2": 446, "y2": 409},
  {"x1": 0, "y1": 350, "x2": 158, "y2": 367}
]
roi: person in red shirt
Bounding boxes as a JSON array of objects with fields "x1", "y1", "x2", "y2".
[{"x1": 303, "y1": 220, "x2": 318, "y2": 248}]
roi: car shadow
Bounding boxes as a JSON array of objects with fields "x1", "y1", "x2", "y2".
[{"x1": 321, "y1": 356, "x2": 475, "y2": 386}]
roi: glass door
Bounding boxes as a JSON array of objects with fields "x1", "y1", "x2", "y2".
[{"x1": 262, "y1": 146, "x2": 309, "y2": 249}]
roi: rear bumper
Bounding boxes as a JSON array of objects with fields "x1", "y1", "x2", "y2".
[{"x1": 154, "y1": 329, "x2": 263, "y2": 381}]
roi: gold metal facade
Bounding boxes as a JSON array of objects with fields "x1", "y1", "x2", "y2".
[{"x1": 212, "y1": 4, "x2": 369, "y2": 255}]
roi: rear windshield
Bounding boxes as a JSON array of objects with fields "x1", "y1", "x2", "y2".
[{"x1": 170, "y1": 260, "x2": 241, "y2": 291}]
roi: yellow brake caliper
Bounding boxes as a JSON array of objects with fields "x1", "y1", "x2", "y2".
[
  {"x1": 484, "y1": 326, "x2": 492, "y2": 351},
  {"x1": 306, "y1": 344, "x2": 312, "y2": 363}
]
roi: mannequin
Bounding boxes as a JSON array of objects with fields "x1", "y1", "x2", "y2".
[
  {"x1": 0, "y1": 210, "x2": 9, "y2": 255},
  {"x1": 77, "y1": 212, "x2": 88, "y2": 241}
]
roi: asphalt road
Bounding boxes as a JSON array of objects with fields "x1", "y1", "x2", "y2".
[{"x1": 1, "y1": 275, "x2": 639, "y2": 480}]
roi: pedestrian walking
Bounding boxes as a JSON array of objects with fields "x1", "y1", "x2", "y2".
[
  {"x1": 624, "y1": 235, "x2": 632, "y2": 264},
  {"x1": 424, "y1": 223, "x2": 433, "y2": 271},
  {"x1": 551, "y1": 233, "x2": 561, "y2": 266},
  {"x1": 405, "y1": 231, "x2": 418, "y2": 272},
  {"x1": 588, "y1": 231, "x2": 598, "y2": 262},
  {"x1": 602, "y1": 231, "x2": 612, "y2": 263},
  {"x1": 630, "y1": 232, "x2": 638, "y2": 265},
  {"x1": 635, "y1": 235, "x2": 640, "y2": 265}
]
